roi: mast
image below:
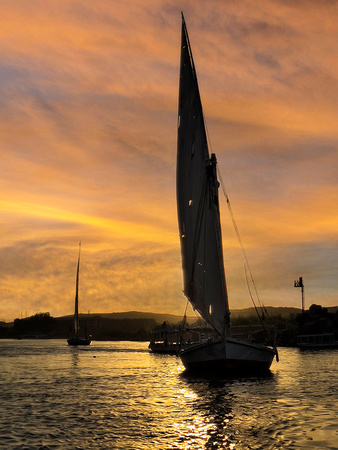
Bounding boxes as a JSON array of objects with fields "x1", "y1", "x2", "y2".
[
  {"x1": 74, "y1": 242, "x2": 81, "y2": 337},
  {"x1": 177, "y1": 13, "x2": 230, "y2": 336}
]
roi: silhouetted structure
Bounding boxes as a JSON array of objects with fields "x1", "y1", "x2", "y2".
[
  {"x1": 294, "y1": 277, "x2": 305, "y2": 313},
  {"x1": 296, "y1": 304, "x2": 338, "y2": 348}
]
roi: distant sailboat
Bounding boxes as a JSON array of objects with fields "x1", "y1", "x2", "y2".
[
  {"x1": 67, "y1": 243, "x2": 91, "y2": 346},
  {"x1": 177, "y1": 13, "x2": 276, "y2": 372}
]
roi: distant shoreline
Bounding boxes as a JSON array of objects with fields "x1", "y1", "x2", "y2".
[{"x1": 2, "y1": 305, "x2": 338, "y2": 326}]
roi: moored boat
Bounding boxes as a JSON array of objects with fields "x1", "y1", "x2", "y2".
[
  {"x1": 67, "y1": 243, "x2": 91, "y2": 346},
  {"x1": 149, "y1": 322, "x2": 182, "y2": 354},
  {"x1": 149, "y1": 321, "x2": 217, "y2": 354},
  {"x1": 297, "y1": 333, "x2": 338, "y2": 349}
]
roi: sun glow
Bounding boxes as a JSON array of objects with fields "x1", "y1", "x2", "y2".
[{"x1": 0, "y1": 1, "x2": 337, "y2": 321}]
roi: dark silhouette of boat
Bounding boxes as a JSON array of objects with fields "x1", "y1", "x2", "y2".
[
  {"x1": 67, "y1": 243, "x2": 91, "y2": 346},
  {"x1": 149, "y1": 321, "x2": 217, "y2": 354},
  {"x1": 176, "y1": 13, "x2": 277, "y2": 372},
  {"x1": 297, "y1": 333, "x2": 338, "y2": 349}
]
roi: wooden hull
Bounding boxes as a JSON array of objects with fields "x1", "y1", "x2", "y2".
[
  {"x1": 180, "y1": 337, "x2": 275, "y2": 373},
  {"x1": 149, "y1": 341, "x2": 198, "y2": 354},
  {"x1": 67, "y1": 337, "x2": 91, "y2": 346},
  {"x1": 149, "y1": 342, "x2": 180, "y2": 354}
]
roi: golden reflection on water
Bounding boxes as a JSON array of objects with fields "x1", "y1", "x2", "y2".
[
  {"x1": 179, "y1": 388, "x2": 198, "y2": 400},
  {"x1": 1, "y1": 341, "x2": 337, "y2": 449}
]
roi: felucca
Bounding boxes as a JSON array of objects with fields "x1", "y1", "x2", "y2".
[
  {"x1": 67, "y1": 243, "x2": 91, "y2": 346},
  {"x1": 177, "y1": 13, "x2": 277, "y2": 372}
]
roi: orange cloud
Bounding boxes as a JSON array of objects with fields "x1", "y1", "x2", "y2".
[{"x1": 0, "y1": 1, "x2": 337, "y2": 321}]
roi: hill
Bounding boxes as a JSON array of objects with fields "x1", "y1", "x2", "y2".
[
  {"x1": 230, "y1": 306, "x2": 302, "y2": 319},
  {"x1": 59, "y1": 311, "x2": 187, "y2": 325},
  {"x1": 60, "y1": 307, "x2": 310, "y2": 323},
  {"x1": 94, "y1": 311, "x2": 187, "y2": 324},
  {"x1": 97, "y1": 306, "x2": 338, "y2": 321}
]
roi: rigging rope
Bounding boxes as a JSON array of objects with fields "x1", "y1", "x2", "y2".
[
  {"x1": 204, "y1": 105, "x2": 271, "y2": 326},
  {"x1": 217, "y1": 167, "x2": 270, "y2": 324},
  {"x1": 203, "y1": 112, "x2": 277, "y2": 352},
  {"x1": 244, "y1": 263, "x2": 265, "y2": 329},
  {"x1": 177, "y1": 300, "x2": 189, "y2": 354}
]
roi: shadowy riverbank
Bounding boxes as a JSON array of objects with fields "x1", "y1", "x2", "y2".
[{"x1": 1, "y1": 305, "x2": 337, "y2": 346}]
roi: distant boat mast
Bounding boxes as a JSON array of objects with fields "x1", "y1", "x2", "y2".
[{"x1": 294, "y1": 277, "x2": 305, "y2": 313}]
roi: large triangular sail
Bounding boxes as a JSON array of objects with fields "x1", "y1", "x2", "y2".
[
  {"x1": 177, "y1": 13, "x2": 229, "y2": 336},
  {"x1": 73, "y1": 242, "x2": 81, "y2": 338}
]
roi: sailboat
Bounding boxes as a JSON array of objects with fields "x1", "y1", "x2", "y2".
[
  {"x1": 177, "y1": 13, "x2": 276, "y2": 372},
  {"x1": 67, "y1": 243, "x2": 91, "y2": 346}
]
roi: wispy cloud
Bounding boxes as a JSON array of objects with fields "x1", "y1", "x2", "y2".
[{"x1": 0, "y1": 0, "x2": 337, "y2": 321}]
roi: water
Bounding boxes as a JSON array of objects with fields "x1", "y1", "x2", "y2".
[{"x1": 0, "y1": 341, "x2": 337, "y2": 449}]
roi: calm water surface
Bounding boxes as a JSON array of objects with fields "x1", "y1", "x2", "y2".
[{"x1": 0, "y1": 340, "x2": 337, "y2": 449}]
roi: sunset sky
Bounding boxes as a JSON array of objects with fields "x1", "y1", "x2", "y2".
[{"x1": 1, "y1": 0, "x2": 337, "y2": 322}]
